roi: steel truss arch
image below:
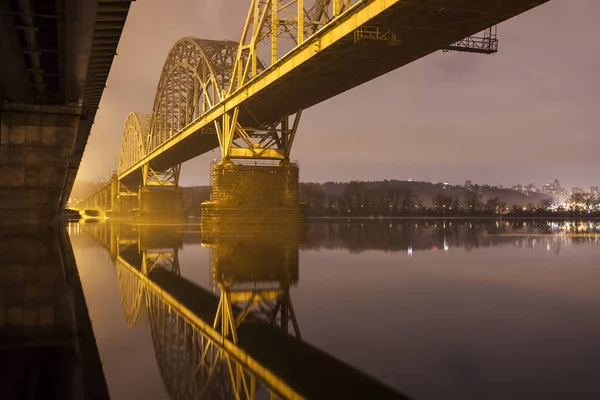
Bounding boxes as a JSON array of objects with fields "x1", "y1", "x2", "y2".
[
  {"x1": 118, "y1": 112, "x2": 151, "y2": 175},
  {"x1": 148, "y1": 37, "x2": 238, "y2": 154},
  {"x1": 117, "y1": 259, "x2": 146, "y2": 328}
]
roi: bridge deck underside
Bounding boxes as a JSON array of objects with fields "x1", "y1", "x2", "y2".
[{"x1": 119, "y1": 0, "x2": 548, "y2": 184}]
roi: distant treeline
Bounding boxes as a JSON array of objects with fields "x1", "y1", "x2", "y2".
[
  {"x1": 181, "y1": 186, "x2": 211, "y2": 216},
  {"x1": 299, "y1": 180, "x2": 553, "y2": 217},
  {"x1": 72, "y1": 179, "x2": 600, "y2": 218}
]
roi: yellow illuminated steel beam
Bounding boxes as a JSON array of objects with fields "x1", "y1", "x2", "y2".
[
  {"x1": 229, "y1": 290, "x2": 282, "y2": 303},
  {"x1": 298, "y1": 0, "x2": 304, "y2": 44}
]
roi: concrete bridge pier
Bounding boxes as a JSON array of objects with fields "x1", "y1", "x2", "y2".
[
  {"x1": 106, "y1": 176, "x2": 138, "y2": 218},
  {"x1": 138, "y1": 186, "x2": 185, "y2": 222},
  {"x1": 201, "y1": 159, "x2": 303, "y2": 230},
  {"x1": 0, "y1": 105, "x2": 81, "y2": 228},
  {"x1": 110, "y1": 194, "x2": 139, "y2": 216}
]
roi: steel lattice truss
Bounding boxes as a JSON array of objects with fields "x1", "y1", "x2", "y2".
[
  {"x1": 116, "y1": 1, "x2": 363, "y2": 177},
  {"x1": 149, "y1": 38, "x2": 238, "y2": 154},
  {"x1": 109, "y1": 0, "x2": 549, "y2": 186},
  {"x1": 119, "y1": 112, "x2": 151, "y2": 173},
  {"x1": 117, "y1": 39, "x2": 238, "y2": 179}
]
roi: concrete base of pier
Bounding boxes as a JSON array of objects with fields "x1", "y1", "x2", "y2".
[
  {"x1": 106, "y1": 195, "x2": 139, "y2": 219},
  {"x1": 200, "y1": 160, "x2": 303, "y2": 230},
  {"x1": 138, "y1": 186, "x2": 185, "y2": 221}
]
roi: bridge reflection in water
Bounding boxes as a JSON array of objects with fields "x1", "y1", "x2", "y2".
[{"x1": 83, "y1": 223, "x2": 409, "y2": 400}]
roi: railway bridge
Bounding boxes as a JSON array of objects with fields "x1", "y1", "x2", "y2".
[{"x1": 76, "y1": 0, "x2": 551, "y2": 226}]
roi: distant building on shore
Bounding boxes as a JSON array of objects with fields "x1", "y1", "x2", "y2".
[
  {"x1": 571, "y1": 187, "x2": 584, "y2": 195},
  {"x1": 542, "y1": 179, "x2": 568, "y2": 205},
  {"x1": 510, "y1": 183, "x2": 540, "y2": 196}
]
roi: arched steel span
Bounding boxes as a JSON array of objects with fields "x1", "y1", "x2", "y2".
[
  {"x1": 118, "y1": 3, "x2": 354, "y2": 178},
  {"x1": 119, "y1": 112, "x2": 151, "y2": 175},
  {"x1": 117, "y1": 39, "x2": 240, "y2": 179},
  {"x1": 77, "y1": 0, "x2": 552, "y2": 214},
  {"x1": 118, "y1": 112, "x2": 152, "y2": 174},
  {"x1": 115, "y1": 1, "x2": 360, "y2": 181},
  {"x1": 148, "y1": 38, "x2": 239, "y2": 155}
]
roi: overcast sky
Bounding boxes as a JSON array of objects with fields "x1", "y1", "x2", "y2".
[{"x1": 77, "y1": 0, "x2": 600, "y2": 190}]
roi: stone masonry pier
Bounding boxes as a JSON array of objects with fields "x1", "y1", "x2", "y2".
[{"x1": 201, "y1": 160, "x2": 303, "y2": 230}]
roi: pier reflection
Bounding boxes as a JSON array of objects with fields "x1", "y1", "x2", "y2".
[
  {"x1": 0, "y1": 226, "x2": 106, "y2": 399},
  {"x1": 203, "y1": 229, "x2": 301, "y2": 339},
  {"x1": 84, "y1": 223, "x2": 407, "y2": 400}
]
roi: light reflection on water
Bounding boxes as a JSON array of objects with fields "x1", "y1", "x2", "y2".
[{"x1": 70, "y1": 219, "x2": 600, "y2": 400}]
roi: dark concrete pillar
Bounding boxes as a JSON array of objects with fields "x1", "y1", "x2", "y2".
[
  {"x1": 110, "y1": 173, "x2": 118, "y2": 211},
  {"x1": 0, "y1": 104, "x2": 80, "y2": 229},
  {"x1": 138, "y1": 187, "x2": 184, "y2": 221},
  {"x1": 201, "y1": 160, "x2": 303, "y2": 230}
]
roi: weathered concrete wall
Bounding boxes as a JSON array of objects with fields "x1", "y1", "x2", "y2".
[
  {"x1": 0, "y1": 105, "x2": 80, "y2": 228},
  {"x1": 139, "y1": 187, "x2": 184, "y2": 221},
  {"x1": 201, "y1": 161, "x2": 303, "y2": 230}
]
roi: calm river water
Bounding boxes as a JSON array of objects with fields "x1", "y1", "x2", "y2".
[{"x1": 69, "y1": 219, "x2": 600, "y2": 400}]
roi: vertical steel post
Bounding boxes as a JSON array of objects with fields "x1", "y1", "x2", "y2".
[
  {"x1": 333, "y1": 0, "x2": 340, "y2": 16},
  {"x1": 252, "y1": 0, "x2": 259, "y2": 76},
  {"x1": 271, "y1": 0, "x2": 277, "y2": 64},
  {"x1": 298, "y1": 0, "x2": 304, "y2": 44}
]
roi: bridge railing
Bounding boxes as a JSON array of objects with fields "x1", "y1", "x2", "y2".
[
  {"x1": 444, "y1": 26, "x2": 499, "y2": 54},
  {"x1": 210, "y1": 158, "x2": 299, "y2": 167}
]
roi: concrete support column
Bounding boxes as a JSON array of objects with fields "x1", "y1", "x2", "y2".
[
  {"x1": 110, "y1": 173, "x2": 118, "y2": 212},
  {"x1": 201, "y1": 160, "x2": 303, "y2": 230},
  {"x1": 138, "y1": 187, "x2": 184, "y2": 221},
  {"x1": 0, "y1": 104, "x2": 80, "y2": 229}
]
